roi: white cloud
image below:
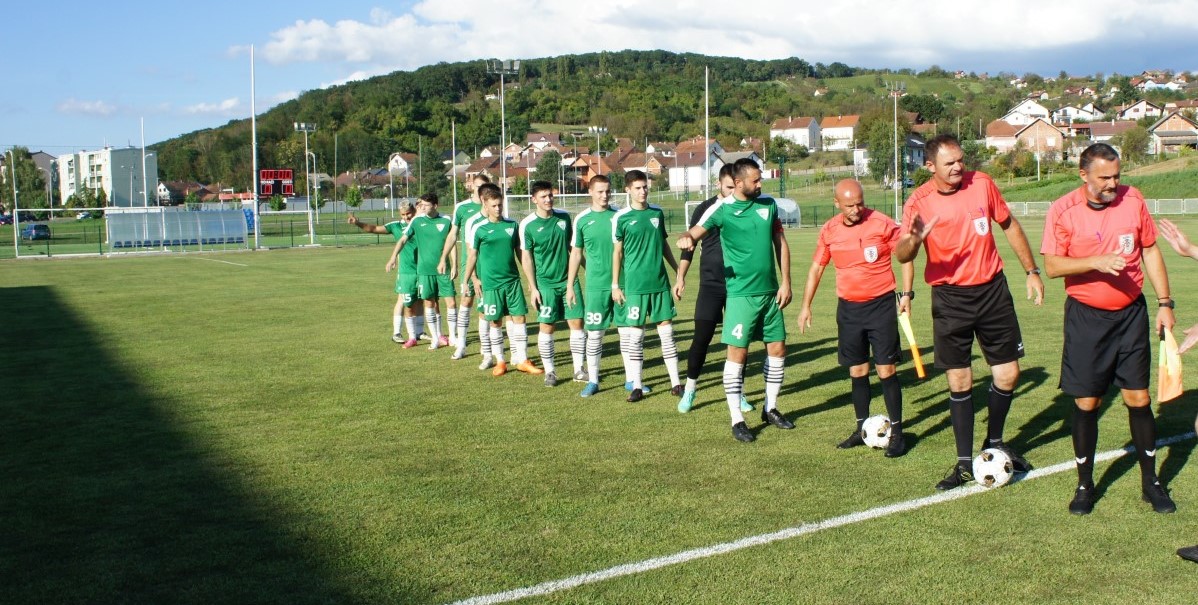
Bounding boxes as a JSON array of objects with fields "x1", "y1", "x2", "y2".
[
  {"x1": 56, "y1": 98, "x2": 117, "y2": 117},
  {"x1": 183, "y1": 97, "x2": 242, "y2": 115},
  {"x1": 251, "y1": 1, "x2": 1198, "y2": 73}
]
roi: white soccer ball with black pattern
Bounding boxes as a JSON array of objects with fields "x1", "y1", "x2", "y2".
[
  {"x1": 860, "y1": 415, "x2": 891, "y2": 449},
  {"x1": 973, "y1": 448, "x2": 1014, "y2": 488}
]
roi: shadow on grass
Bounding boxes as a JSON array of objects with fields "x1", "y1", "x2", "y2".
[{"x1": 0, "y1": 286, "x2": 409, "y2": 604}]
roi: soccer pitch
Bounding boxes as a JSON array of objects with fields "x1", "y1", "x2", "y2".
[{"x1": 4, "y1": 216, "x2": 1198, "y2": 604}]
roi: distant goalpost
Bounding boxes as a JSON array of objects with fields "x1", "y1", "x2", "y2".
[{"x1": 505, "y1": 192, "x2": 631, "y2": 217}]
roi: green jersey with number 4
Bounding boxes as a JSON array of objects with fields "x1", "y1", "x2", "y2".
[{"x1": 698, "y1": 196, "x2": 781, "y2": 297}]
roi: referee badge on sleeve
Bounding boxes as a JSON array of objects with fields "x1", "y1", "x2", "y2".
[
  {"x1": 973, "y1": 217, "x2": 989, "y2": 236},
  {"x1": 1119, "y1": 234, "x2": 1135, "y2": 254},
  {"x1": 863, "y1": 246, "x2": 878, "y2": 263}
]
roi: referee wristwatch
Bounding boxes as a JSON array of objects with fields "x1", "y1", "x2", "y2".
[
  {"x1": 897, "y1": 291, "x2": 915, "y2": 300},
  {"x1": 1159, "y1": 297, "x2": 1175, "y2": 309},
  {"x1": 1026, "y1": 267, "x2": 1041, "y2": 276}
]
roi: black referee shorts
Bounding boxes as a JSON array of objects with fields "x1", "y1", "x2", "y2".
[
  {"x1": 930, "y1": 273, "x2": 1025, "y2": 369},
  {"x1": 693, "y1": 286, "x2": 727, "y2": 324},
  {"x1": 1060, "y1": 295, "x2": 1150, "y2": 397},
  {"x1": 837, "y1": 292, "x2": 901, "y2": 367}
]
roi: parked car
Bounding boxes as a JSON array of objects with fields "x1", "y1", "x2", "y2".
[
  {"x1": 76, "y1": 211, "x2": 94, "y2": 220},
  {"x1": 0, "y1": 214, "x2": 12, "y2": 225},
  {"x1": 20, "y1": 223, "x2": 51, "y2": 241}
]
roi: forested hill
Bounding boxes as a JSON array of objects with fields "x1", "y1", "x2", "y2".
[{"x1": 151, "y1": 49, "x2": 1025, "y2": 190}]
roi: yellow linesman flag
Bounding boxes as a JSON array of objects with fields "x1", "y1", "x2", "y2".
[{"x1": 1159, "y1": 329, "x2": 1183, "y2": 403}]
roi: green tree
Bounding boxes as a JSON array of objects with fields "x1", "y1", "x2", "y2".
[
  {"x1": 345, "y1": 185, "x2": 364, "y2": 209},
  {"x1": 860, "y1": 111, "x2": 911, "y2": 184},
  {"x1": 510, "y1": 175, "x2": 529, "y2": 195},
  {"x1": 94, "y1": 188, "x2": 108, "y2": 208},
  {"x1": 899, "y1": 94, "x2": 947, "y2": 124},
  {"x1": 533, "y1": 150, "x2": 563, "y2": 186},
  {"x1": 2, "y1": 147, "x2": 51, "y2": 209},
  {"x1": 1112, "y1": 126, "x2": 1150, "y2": 164},
  {"x1": 268, "y1": 194, "x2": 286, "y2": 211}
]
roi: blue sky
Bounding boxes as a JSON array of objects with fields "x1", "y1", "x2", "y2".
[{"x1": 4, "y1": 0, "x2": 1197, "y2": 155}]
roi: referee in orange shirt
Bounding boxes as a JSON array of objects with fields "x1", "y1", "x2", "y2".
[
  {"x1": 1041, "y1": 143, "x2": 1176, "y2": 515},
  {"x1": 798, "y1": 179, "x2": 914, "y2": 457},
  {"x1": 895, "y1": 134, "x2": 1044, "y2": 490}
]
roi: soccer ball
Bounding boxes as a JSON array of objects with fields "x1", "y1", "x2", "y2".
[
  {"x1": 973, "y1": 448, "x2": 1014, "y2": 488},
  {"x1": 860, "y1": 415, "x2": 891, "y2": 449}
]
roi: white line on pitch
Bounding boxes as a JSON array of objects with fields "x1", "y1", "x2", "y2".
[
  {"x1": 189, "y1": 257, "x2": 248, "y2": 267},
  {"x1": 447, "y1": 432, "x2": 1196, "y2": 605}
]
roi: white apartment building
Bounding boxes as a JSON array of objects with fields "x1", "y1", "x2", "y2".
[{"x1": 57, "y1": 147, "x2": 159, "y2": 207}]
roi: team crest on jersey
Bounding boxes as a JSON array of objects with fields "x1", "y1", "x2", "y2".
[
  {"x1": 756, "y1": 208, "x2": 770, "y2": 220},
  {"x1": 504, "y1": 228, "x2": 514, "y2": 236},
  {"x1": 1119, "y1": 234, "x2": 1135, "y2": 254},
  {"x1": 650, "y1": 218, "x2": 659, "y2": 228},
  {"x1": 557, "y1": 221, "x2": 566, "y2": 231},
  {"x1": 863, "y1": 246, "x2": 878, "y2": 263},
  {"x1": 973, "y1": 217, "x2": 989, "y2": 236},
  {"x1": 436, "y1": 224, "x2": 446, "y2": 232}
]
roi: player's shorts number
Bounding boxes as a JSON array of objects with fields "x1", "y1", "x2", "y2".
[
  {"x1": 731, "y1": 323, "x2": 744, "y2": 339},
  {"x1": 483, "y1": 304, "x2": 498, "y2": 316},
  {"x1": 539, "y1": 305, "x2": 553, "y2": 319},
  {"x1": 586, "y1": 312, "x2": 602, "y2": 324},
  {"x1": 628, "y1": 306, "x2": 641, "y2": 320},
  {"x1": 402, "y1": 293, "x2": 413, "y2": 305}
]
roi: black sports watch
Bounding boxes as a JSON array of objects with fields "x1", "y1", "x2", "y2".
[
  {"x1": 897, "y1": 291, "x2": 915, "y2": 300},
  {"x1": 1159, "y1": 298, "x2": 1175, "y2": 309},
  {"x1": 1026, "y1": 268, "x2": 1041, "y2": 276}
]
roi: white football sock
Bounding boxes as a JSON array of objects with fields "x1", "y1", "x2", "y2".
[
  {"x1": 586, "y1": 330, "x2": 604, "y2": 384},
  {"x1": 508, "y1": 321, "x2": 529, "y2": 364},
  {"x1": 538, "y1": 330, "x2": 556, "y2": 373},
  {"x1": 764, "y1": 356, "x2": 784, "y2": 412},
  {"x1": 724, "y1": 360, "x2": 746, "y2": 425},
  {"x1": 569, "y1": 329, "x2": 586, "y2": 376},
  {"x1": 658, "y1": 323, "x2": 680, "y2": 387}
]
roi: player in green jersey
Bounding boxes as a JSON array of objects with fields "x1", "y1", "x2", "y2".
[
  {"x1": 566, "y1": 174, "x2": 618, "y2": 397},
  {"x1": 612, "y1": 170, "x2": 682, "y2": 403},
  {"x1": 677, "y1": 159, "x2": 795, "y2": 442},
  {"x1": 350, "y1": 202, "x2": 425, "y2": 345},
  {"x1": 388, "y1": 193, "x2": 455, "y2": 350},
  {"x1": 439, "y1": 174, "x2": 492, "y2": 361},
  {"x1": 520, "y1": 181, "x2": 586, "y2": 387},
  {"x1": 463, "y1": 184, "x2": 544, "y2": 377}
]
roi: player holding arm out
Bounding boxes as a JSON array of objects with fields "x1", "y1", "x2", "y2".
[{"x1": 352, "y1": 205, "x2": 426, "y2": 345}]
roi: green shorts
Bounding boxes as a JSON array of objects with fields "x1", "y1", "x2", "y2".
[
  {"x1": 395, "y1": 273, "x2": 419, "y2": 305},
  {"x1": 615, "y1": 290, "x2": 676, "y2": 327},
  {"x1": 583, "y1": 290, "x2": 614, "y2": 330},
  {"x1": 535, "y1": 281, "x2": 584, "y2": 324},
  {"x1": 417, "y1": 274, "x2": 455, "y2": 301},
  {"x1": 722, "y1": 294, "x2": 786, "y2": 348},
  {"x1": 480, "y1": 281, "x2": 528, "y2": 322}
]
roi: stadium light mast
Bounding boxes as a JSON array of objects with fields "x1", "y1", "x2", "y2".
[
  {"x1": 887, "y1": 81, "x2": 905, "y2": 220},
  {"x1": 294, "y1": 122, "x2": 317, "y2": 245},
  {"x1": 487, "y1": 59, "x2": 519, "y2": 216},
  {"x1": 307, "y1": 151, "x2": 318, "y2": 245},
  {"x1": 6, "y1": 149, "x2": 18, "y2": 258}
]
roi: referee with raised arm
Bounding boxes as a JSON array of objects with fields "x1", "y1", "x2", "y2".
[{"x1": 895, "y1": 134, "x2": 1044, "y2": 490}]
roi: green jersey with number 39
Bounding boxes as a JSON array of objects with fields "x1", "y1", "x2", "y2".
[{"x1": 573, "y1": 207, "x2": 616, "y2": 292}]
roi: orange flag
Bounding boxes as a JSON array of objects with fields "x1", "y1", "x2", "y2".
[{"x1": 1158, "y1": 329, "x2": 1183, "y2": 403}]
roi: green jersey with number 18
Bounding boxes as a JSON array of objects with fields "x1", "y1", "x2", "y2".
[{"x1": 612, "y1": 205, "x2": 670, "y2": 295}]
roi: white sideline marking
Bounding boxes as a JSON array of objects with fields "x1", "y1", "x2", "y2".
[
  {"x1": 448, "y1": 432, "x2": 1196, "y2": 605},
  {"x1": 190, "y1": 257, "x2": 248, "y2": 267}
]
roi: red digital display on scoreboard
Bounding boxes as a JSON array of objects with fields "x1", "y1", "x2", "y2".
[{"x1": 259, "y1": 169, "x2": 295, "y2": 197}]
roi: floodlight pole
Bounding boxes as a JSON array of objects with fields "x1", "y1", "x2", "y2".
[
  {"x1": 6, "y1": 149, "x2": 18, "y2": 258},
  {"x1": 488, "y1": 59, "x2": 519, "y2": 217},
  {"x1": 307, "y1": 151, "x2": 318, "y2": 245},
  {"x1": 294, "y1": 122, "x2": 317, "y2": 245},
  {"x1": 888, "y1": 82, "x2": 905, "y2": 220}
]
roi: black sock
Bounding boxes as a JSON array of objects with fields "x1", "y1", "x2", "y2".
[
  {"x1": 686, "y1": 319, "x2": 718, "y2": 382},
  {"x1": 986, "y1": 383, "x2": 1013, "y2": 445},
  {"x1": 851, "y1": 375, "x2": 871, "y2": 429},
  {"x1": 949, "y1": 390, "x2": 974, "y2": 466},
  {"x1": 881, "y1": 374, "x2": 902, "y2": 426},
  {"x1": 1127, "y1": 404, "x2": 1159, "y2": 486},
  {"x1": 1072, "y1": 407, "x2": 1099, "y2": 486}
]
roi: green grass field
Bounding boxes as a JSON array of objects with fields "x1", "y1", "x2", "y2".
[{"x1": 4, "y1": 217, "x2": 1198, "y2": 604}]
